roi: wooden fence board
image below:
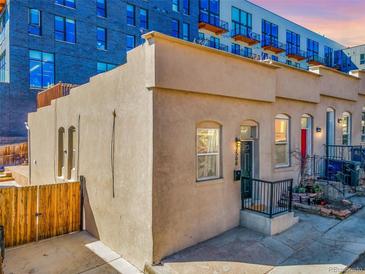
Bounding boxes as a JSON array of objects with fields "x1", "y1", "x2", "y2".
[{"x1": 0, "y1": 182, "x2": 80, "y2": 247}]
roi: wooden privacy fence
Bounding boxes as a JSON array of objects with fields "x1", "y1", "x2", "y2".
[
  {"x1": 0, "y1": 182, "x2": 81, "y2": 248},
  {"x1": 0, "y1": 142, "x2": 28, "y2": 167}
]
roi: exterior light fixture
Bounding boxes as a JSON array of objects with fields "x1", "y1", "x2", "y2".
[
  {"x1": 337, "y1": 118, "x2": 343, "y2": 124},
  {"x1": 316, "y1": 127, "x2": 322, "y2": 133}
]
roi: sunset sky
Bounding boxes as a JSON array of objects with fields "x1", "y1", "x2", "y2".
[{"x1": 250, "y1": 0, "x2": 365, "y2": 47}]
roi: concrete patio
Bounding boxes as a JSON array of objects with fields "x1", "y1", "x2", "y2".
[
  {"x1": 3, "y1": 231, "x2": 141, "y2": 274},
  {"x1": 151, "y1": 196, "x2": 365, "y2": 274}
]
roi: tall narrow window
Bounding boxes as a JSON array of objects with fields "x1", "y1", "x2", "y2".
[
  {"x1": 55, "y1": 0, "x2": 75, "y2": 8},
  {"x1": 97, "y1": 27, "x2": 106, "y2": 50},
  {"x1": 326, "y1": 108, "x2": 335, "y2": 146},
  {"x1": 127, "y1": 4, "x2": 135, "y2": 26},
  {"x1": 55, "y1": 16, "x2": 76, "y2": 43},
  {"x1": 231, "y1": 7, "x2": 252, "y2": 37},
  {"x1": 342, "y1": 112, "x2": 352, "y2": 145},
  {"x1": 196, "y1": 122, "x2": 221, "y2": 181},
  {"x1": 324, "y1": 46, "x2": 333, "y2": 67},
  {"x1": 199, "y1": 0, "x2": 220, "y2": 27},
  {"x1": 275, "y1": 114, "x2": 290, "y2": 167},
  {"x1": 29, "y1": 9, "x2": 41, "y2": 36},
  {"x1": 67, "y1": 126, "x2": 76, "y2": 180},
  {"x1": 286, "y1": 30, "x2": 300, "y2": 56},
  {"x1": 360, "y1": 54, "x2": 365, "y2": 65},
  {"x1": 29, "y1": 50, "x2": 54, "y2": 88},
  {"x1": 183, "y1": 0, "x2": 190, "y2": 15},
  {"x1": 182, "y1": 22, "x2": 189, "y2": 41},
  {"x1": 139, "y1": 8, "x2": 148, "y2": 29},
  {"x1": 172, "y1": 0, "x2": 179, "y2": 12},
  {"x1": 126, "y1": 35, "x2": 135, "y2": 52},
  {"x1": 58, "y1": 127, "x2": 65, "y2": 177},
  {"x1": 262, "y1": 20, "x2": 278, "y2": 47},
  {"x1": 307, "y1": 39, "x2": 319, "y2": 58},
  {"x1": 171, "y1": 19, "x2": 179, "y2": 38},
  {"x1": 362, "y1": 107, "x2": 365, "y2": 143},
  {"x1": 0, "y1": 51, "x2": 5, "y2": 82},
  {"x1": 97, "y1": 0, "x2": 106, "y2": 17}
]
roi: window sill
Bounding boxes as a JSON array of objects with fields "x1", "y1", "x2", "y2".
[
  {"x1": 196, "y1": 177, "x2": 224, "y2": 185},
  {"x1": 29, "y1": 34, "x2": 42, "y2": 38},
  {"x1": 274, "y1": 164, "x2": 291, "y2": 169},
  {"x1": 97, "y1": 15, "x2": 107, "y2": 19},
  {"x1": 97, "y1": 48, "x2": 108, "y2": 52},
  {"x1": 55, "y1": 3, "x2": 76, "y2": 10},
  {"x1": 55, "y1": 39, "x2": 76, "y2": 45}
]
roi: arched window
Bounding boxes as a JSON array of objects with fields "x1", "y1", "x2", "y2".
[
  {"x1": 274, "y1": 114, "x2": 290, "y2": 167},
  {"x1": 326, "y1": 107, "x2": 335, "y2": 145},
  {"x1": 196, "y1": 121, "x2": 221, "y2": 181},
  {"x1": 57, "y1": 127, "x2": 65, "y2": 177},
  {"x1": 67, "y1": 126, "x2": 76, "y2": 180},
  {"x1": 342, "y1": 112, "x2": 352, "y2": 145}
]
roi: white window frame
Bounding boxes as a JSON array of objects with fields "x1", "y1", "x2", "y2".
[{"x1": 274, "y1": 114, "x2": 290, "y2": 168}]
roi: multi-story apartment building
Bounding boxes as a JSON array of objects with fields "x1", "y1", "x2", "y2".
[
  {"x1": 344, "y1": 44, "x2": 365, "y2": 71},
  {"x1": 0, "y1": 0, "x2": 360, "y2": 145}
]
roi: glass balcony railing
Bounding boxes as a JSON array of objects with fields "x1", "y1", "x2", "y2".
[
  {"x1": 195, "y1": 37, "x2": 229, "y2": 52},
  {"x1": 231, "y1": 26, "x2": 260, "y2": 45},
  {"x1": 199, "y1": 10, "x2": 229, "y2": 33},
  {"x1": 307, "y1": 54, "x2": 326, "y2": 65},
  {"x1": 286, "y1": 47, "x2": 306, "y2": 60}
]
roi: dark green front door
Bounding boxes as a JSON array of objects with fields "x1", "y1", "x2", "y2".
[{"x1": 241, "y1": 141, "x2": 253, "y2": 198}]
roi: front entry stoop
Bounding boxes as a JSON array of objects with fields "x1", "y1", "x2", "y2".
[{"x1": 240, "y1": 210, "x2": 299, "y2": 235}]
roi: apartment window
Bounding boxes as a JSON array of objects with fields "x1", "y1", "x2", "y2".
[
  {"x1": 171, "y1": 19, "x2": 179, "y2": 38},
  {"x1": 55, "y1": 0, "x2": 75, "y2": 8},
  {"x1": 243, "y1": 47, "x2": 252, "y2": 58},
  {"x1": 231, "y1": 7, "x2": 252, "y2": 37},
  {"x1": 262, "y1": 20, "x2": 278, "y2": 47},
  {"x1": 0, "y1": 51, "x2": 5, "y2": 82},
  {"x1": 361, "y1": 107, "x2": 365, "y2": 143},
  {"x1": 182, "y1": 22, "x2": 189, "y2": 41},
  {"x1": 29, "y1": 9, "x2": 41, "y2": 36},
  {"x1": 97, "y1": 0, "x2": 106, "y2": 17},
  {"x1": 198, "y1": 32, "x2": 205, "y2": 40},
  {"x1": 97, "y1": 62, "x2": 116, "y2": 74},
  {"x1": 200, "y1": 0, "x2": 220, "y2": 23},
  {"x1": 342, "y1": 112, "x2": 352, "y2": 145},
  {"x1": 326, "y1": 108, "x2": 335, "y2": 146},
  {"x1": 307, "y1": 39, "x2": 319, "y2": 58},
  {"x1": 286, "y1": 30, "x2": 300, "y2": 55},
  {"x1": 139, "y1": 8, "x2": 148, "y2": 29},
  {"x1": 324, "y1": 46, "x2": 333, "y2": 67},
  {"x1": 172, "y1": 0, "x2": 179, "y2": 12},
  {"x1": 360, "y1": 54, "x2": 365, "y2": 65},
  {"x1": 275, "y1": 114, "x2": 290, "y2": 167},
  {"x1": 55, "y1": 16, "x2": 76, "y2": 43},
  {"x1": 58, "y1": 127, "x2": 65, "y2": 177},
  {"x1": 29, "y1": 50, "x2": 54, "y2": 88},
  {"x1": 126, "y1": 35, "x2": 135, "y2": 52},
  {"x1": 231, "y1": 43, "x2": 240, "y2": 54},
  {"x1": 183, "y1": 0, "x2": 190, "y2": 15},
  {"x1": 97, "y1": 27, "x2": 106, "y2": 50},
  {"x1": 196, "y1": 122, "x2": 221, "y2": 181},
  {"x1": 271, "y1": 55, "x2": 278, "y2": 61},
  {"x1": 127, "y1": 4, "x2": 135, "y2": 26},
  {"x1": 334, "y1": 50, "x2": 351, "y2": 70},
  {"x1": 209, "y1": 36, "x2": 220, "y2": 49}
]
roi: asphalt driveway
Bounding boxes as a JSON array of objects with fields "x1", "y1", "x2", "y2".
[{"x1": 153, "y1": 196, "x2": 365, "y2": 274}]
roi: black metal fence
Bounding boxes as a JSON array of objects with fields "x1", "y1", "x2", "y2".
[
  {"x1": 241, "y1": 177, "x2": 293, "y2": 218},
  {"x1": 325, "y1": 145, "x2": 365, "y2": 163}
]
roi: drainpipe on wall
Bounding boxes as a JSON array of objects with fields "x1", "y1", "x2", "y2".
[{"x1": 25, "y1": 122, "x2": 31, "y2": 185}]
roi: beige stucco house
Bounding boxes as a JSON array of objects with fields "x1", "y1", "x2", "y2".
[{"x1": 28, "y1": 32, "x2": 365, "y2": 270}]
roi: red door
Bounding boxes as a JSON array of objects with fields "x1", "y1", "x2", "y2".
[{"x1": 301, "y1": 129, "x2": 307, "y2": 159}]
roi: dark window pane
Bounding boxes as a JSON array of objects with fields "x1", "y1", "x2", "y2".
[{"x1": 97, "y1": 0, "x2": 106, "y2": 17}]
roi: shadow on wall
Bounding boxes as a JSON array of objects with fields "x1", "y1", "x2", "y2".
[{"x1": 82, "y1": 176, "x2": 100, "y2": 240}]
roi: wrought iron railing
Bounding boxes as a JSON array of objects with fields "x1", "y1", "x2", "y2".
[
  {"x1": 325, "y1": 144, "x2": 365, "y2": 163},
  {"x1": 199, "y1": 11, "x2": 229, "y2": 32},
  {"x1": 241, "y1": 177, "x2": 293, "y2": 218},
  {"x1": 231, "y1": 26, "x2": 260, "y2": 42}
]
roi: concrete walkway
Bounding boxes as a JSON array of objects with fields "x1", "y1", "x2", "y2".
[
  {"x1": 153, "y1": 196, "x2": 365, "y2": 274},
  {"x1": 3, "y1": 231, "x2": 142, "y2": 274}
]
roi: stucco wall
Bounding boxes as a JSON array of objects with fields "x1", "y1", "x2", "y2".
[{"x1": 28, "y1": 45, "x2": 154, "y2": 270}]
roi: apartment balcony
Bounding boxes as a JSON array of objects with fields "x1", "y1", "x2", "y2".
[
  {"x1": 233, "y1": 49, "x2": 260, "y2": 60},
  {"x1": 231, "y1": 27, "x2": 260, "y2": 46},
  {"x1": 37, "y1": 82, "x2": 77, "y2": 109},
  {"x1": 286, "y1": 47, "x2": 306, "y2": 61},
  {"x1": 261, "y1": 37, "x2": 285, "y2": 54},
  {"x1": 199, "y1": 11, "x2": 229, "y2": 35},
  {"x1": 195, "y1": 38, "x2": 229, "y2": 52},
  {"x1": 307, "y1": 55, "x2": 326, "y2": 66},
  {"x1": 0, "y1": 0, "x2": 6, "y2": 13}
]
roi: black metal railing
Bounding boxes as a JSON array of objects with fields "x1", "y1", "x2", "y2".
[
  {"x1": 199, "y1": 11, "x2": 229, "y2": 32},
  {"x1": 241, "y1": 177, "x2": 293, "y2": 218},
  {"x1": 231, "y1": 26, "x2": 260, "y2": 42},
  {"x1": 307, "y1": 54, "x2": 325, "y2": 65},
  {"x1": 325, "y1": 144, "x2": 365, "y2": 163},
  {"x1": 234, "y1": 49, "x2": 260, "y2": 60},
  {"x1": 286, "y1": 47, "x2": 306, "y2": 59},
  {"x1": 261, "y1": 36, "x2": 286, "y2": 51},
  {"x1": 195, "y1": 37, "x2": 229, "y2": 52},
  {"x1": 0, "y1": 225, "x2": 4, "y2": 263}
]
